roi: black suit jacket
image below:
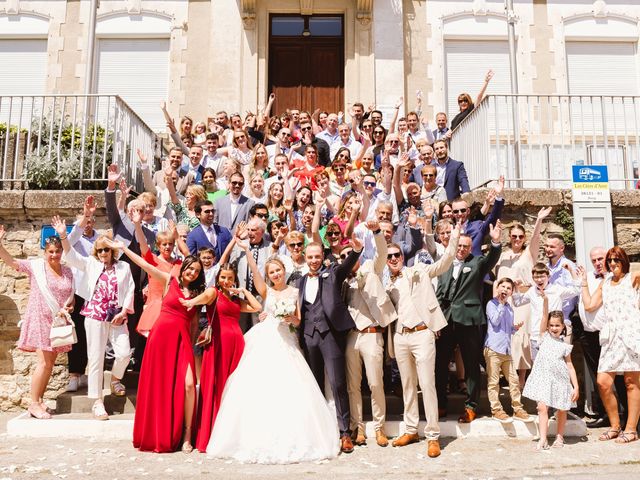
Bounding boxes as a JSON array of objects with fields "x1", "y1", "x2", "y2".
[
  {"x1": 442, "y1": 157, "x2": 471, "y2": 201},
  {"x1": 296, "y1": 249, "x2": 361, "y2": 333}
]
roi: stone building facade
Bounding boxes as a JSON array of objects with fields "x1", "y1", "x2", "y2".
[{"x1": 1, "y1": 0, "x2": 639, "y2": 130}]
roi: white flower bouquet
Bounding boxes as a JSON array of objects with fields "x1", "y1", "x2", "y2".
[{"x1": 273, "y1": 297, "x2": 297, "y2": 333}]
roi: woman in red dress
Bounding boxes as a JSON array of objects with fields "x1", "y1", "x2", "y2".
[
  {"x1": 107, "y1": 238, "x2": 205, "y2": 453},
  {"x1": 180, "y1": 262, "x2": 262, "y2": 452}
]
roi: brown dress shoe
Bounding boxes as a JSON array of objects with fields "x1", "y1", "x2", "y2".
[
  {"x1": 392, "y1": 432, "x2": 419, "y2": 447},
  {"x1": 341, "y1": 435, "x2": 354, "y2": 453},
  {"x1": 427, "y1": 439, "x2": 441, "y2": 458},
  {"x1": 458, "y1": 407, "x2": 477, "y2": 423},
  {"x1": 375, "y1": 429, "x2": 389, "y2": 447},
  {"x1": 351, "y1": 426, "x2": 366, "y2": 446}
]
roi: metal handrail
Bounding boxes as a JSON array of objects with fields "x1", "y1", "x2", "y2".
[
  {"x1": 449, "y1": 94, "x2": 640, "y2": 191},
  {"x1": 0, "y1": 94, "x2": 159, "y2": 190}
]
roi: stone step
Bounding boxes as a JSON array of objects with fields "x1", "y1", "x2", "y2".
[{"x1": 6, "y1": 411, "x2": 587, "y2": 440}]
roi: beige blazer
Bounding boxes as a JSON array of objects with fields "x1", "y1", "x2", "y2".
[
  {"x1": 346, "y1": 232, "x2": 397, "y2": 330},
  {"x1": 387, "y1": 230, "x2": 460, "y2": 357}
]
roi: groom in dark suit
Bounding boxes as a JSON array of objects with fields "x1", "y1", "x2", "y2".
[
  {"x1": 435, "y1": 221, "x2": 502, "y2": 423},
  {"x1": 297, "y1": 236, "x2": 363, "y2": 453}
]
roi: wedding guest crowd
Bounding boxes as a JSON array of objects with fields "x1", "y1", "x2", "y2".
[{"x1": 4, "y1": 80, "x2": 639, "y2": 462}]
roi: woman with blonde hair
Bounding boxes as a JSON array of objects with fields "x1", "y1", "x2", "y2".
[
  {"x1": 450, "y1": 70, "x2": 494, "y2": 131},
  {"x1": 166, "y1": 176, "x2": 207, "y2": 229},
  {"x1": 52, "y1": 217, "x2": 135, "y2": 421},
  {"x1": 0, "y1": 228, "x2": 74, "y2": 419}
]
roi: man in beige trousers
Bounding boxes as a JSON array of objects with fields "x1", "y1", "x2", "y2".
[
  {"x1": 385, "y1": 220, "x2": 460, "y2": 458},
  {"x1": 343, "y1": 220, "x2": 398, "y2": 447}
]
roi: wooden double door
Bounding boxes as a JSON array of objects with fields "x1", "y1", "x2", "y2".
[{"x1": 268, "y1": 36, "x2": 344, "y2": 115}]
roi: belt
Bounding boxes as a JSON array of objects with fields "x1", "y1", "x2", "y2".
[
  {"x1": 401, "y1": 324, "x2": 428, "y2": 334},
  {"x1": 357, "y1": 326, "x2": 383, "y2": 334}
]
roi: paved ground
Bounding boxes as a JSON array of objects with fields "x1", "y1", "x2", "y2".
[{"x1": 1, "y1": 413, "x2": 639, "y2": 479}]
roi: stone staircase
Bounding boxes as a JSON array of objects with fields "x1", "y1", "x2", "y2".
[{"x1": 7, "y1": 370, "x2": 587, "y2": 440}]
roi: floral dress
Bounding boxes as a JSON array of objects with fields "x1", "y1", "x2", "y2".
[
  {"x1": 599, "y1": 274, "x2": 640, "y2": 372},
  {"x1": 16, "y1": 260, "x2": 74, "y2": 353},
  {"x1": 522, "y1": 332, "x2": 576, "y2": 410}
]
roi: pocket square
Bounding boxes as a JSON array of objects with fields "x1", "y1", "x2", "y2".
[
  {"x1": 462, "y1": 267, "x2": 472, "y2": 273},
  {"x1": 321, "y1": 272, "x2": 330, "y2": 278}
]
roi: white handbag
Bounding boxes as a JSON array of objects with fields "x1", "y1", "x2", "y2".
[{"x1": 49, "y1": 312, "x2": 77, "y2": 348}]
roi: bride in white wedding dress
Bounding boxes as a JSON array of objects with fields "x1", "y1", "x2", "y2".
[{"x1": 206, "y1": 246, "x2": 339, "y2": 464}]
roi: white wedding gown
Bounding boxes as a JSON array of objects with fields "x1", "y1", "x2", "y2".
[{"x1": 206, "y1": 286, "x2": 340, "y2": 464}]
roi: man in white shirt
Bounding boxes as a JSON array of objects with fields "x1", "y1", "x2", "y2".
[
  {"x1": 265, "y1": 128, "x2": 303, "y2": 168},
  {"x1": 202, "y1": 133, "x2": 227, "y2": 176},
  {"x1": 316, "y1": 113, "x2": 340, "y2": 148},
  {"x1": 330, "y1": 124, "x2": 362, "y2": 160}
]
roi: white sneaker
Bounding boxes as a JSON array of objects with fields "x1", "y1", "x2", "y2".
[
  {"x1": 66, "y1": 376, "x2": 79, "y2": 392},
  {"x1": 78, "y1": 375, "x2": 88, "y2": 389},
  {"x1": 92, "y1": 402, "x2": 109, "y2": 421}
]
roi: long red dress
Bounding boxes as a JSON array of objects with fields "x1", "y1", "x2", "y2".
[
  {"x1": 195, "y1": 289, "x2": 245, "y2": 452},
  {"x1": 133, "y1": 278, "x2": 196, "y2": 452},
  {"x1": 136, "y1": 251, "x2": 182, "y2": 336}
]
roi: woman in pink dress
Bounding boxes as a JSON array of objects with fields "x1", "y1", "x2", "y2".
[{"x1": 0, "y1": 226, "x2": 74, "y2": 419}]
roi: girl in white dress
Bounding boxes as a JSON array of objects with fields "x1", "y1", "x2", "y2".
[
  {"x1": 206, "y1": 243, "x2": 340, "y2": 463},
  {"x1": 522, "y1": 294, "x2": 579, "y2": 451}
]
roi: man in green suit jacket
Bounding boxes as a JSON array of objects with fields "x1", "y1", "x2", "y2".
[{"x1": 435, "y1": 221, "x2": 503, "y2": 423}]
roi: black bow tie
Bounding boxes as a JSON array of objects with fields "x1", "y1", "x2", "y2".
[{"x1": 595, "y1": 273, "x2": 604, "y2": 279}]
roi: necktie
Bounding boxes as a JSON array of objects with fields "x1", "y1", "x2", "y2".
[{"x1": 246, "y1": 245, "x2": 260, "y2": 293}]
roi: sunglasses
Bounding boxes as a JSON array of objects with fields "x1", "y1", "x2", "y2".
[
  {"x1": 288, "y1": 242, "x2": 303, "y2": 248},
  {"x1": 301, "y1": 126, "x2": 312, "y2": 132},
  {"x1": 235, "y1": 135, "x2": 246, "y2": 140},
  {"x1": 387, "y1": 252, "x2": 402, "y2": 260},
  {"x1": 333, "y1": 166, "x2": 346, "y2": 172},
  {"x1": 388, "y1": 140, "x2": 399, "y2": 144},
  {"x1": 510, "y1": 234, "x2": 525, "y2": 239},
  {"x1": 364, "y1": 181, "x2": 376, "y2": 187},
  {"x1": 339, "y1": 250, "x2": 352, "y2": 260},
  {"x1": 96, "y1": 247, "x2": 112, "y2": 254},
  {"x1": 362, "y1": 124, "x2": 372, "y2": 129},
  {"x1": 231, "y1": 181, "x2": 245, "y2": 187},
  {"x1": 422, "y1": 173, "x2": 435, "y2": 178},
  {"x1": 452, "y1": 208, "x2": 468, "y2": 214},
  {"x1": 607, "y1": 258, "x2": 622, "y2": 264},
  {"x1": 326, "y1": 231, "x2": 341, "y2": 237},
  {"x1": 337, "y1": 153, "x2": 350, "y2": 159},
  {"x1": 458, "y1": 244, "x2": 472, "y2": 249},
  {"x1": 458, "y1": 99, "x2": 469, "y2": 104},
  {"x1": 201, "y1": 209, "x2": 214, "y2": 214},
  {"x1": 255, "y1": 213, "x2": 268, "y2": 219},
  {"x1": 373, "y1": 131, "x2": 384, "y2": 135}
]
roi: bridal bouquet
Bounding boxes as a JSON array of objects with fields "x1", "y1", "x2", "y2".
[{"x1": 273, "y1": 298, "x2": 297, "y2": 333}]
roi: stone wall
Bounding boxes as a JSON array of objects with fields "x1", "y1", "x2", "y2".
[{"x1": 0, "y1": 189, "x2": 638, "y2": 411}]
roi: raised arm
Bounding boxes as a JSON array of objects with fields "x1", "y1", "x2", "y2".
[
  {"x1": 475, "y1": 69, "x2": 494, "y2": 107},
  {"x1": 576, "y1": 265, "x2": 604, "y2": 312},
  {"x1": 181, "y1": 287, "x2": 218, "y2": 310},
  {"x1": 0, "y1": 225, "x2": 19, "y2": 270},
  {"x1": 527, "y1": 206, "x2": 552, "y2": 263},
  {"x1": 426, "y1": 221, "x2": 461, "y2": 278},
  {"x1": 310, "y1": 202, "x2": 323, "y2": 244},
  {"x1": 164, "y1": 166, "x2": 180, "y2": 205},
  {"x1": 137, "y1": 149, "x2": 158, "y2": 195},
  {"x1": 388, "y1": 97, "x2": 403, "y2": 133},
  {"x1": 105, "y1": 164, "x2": 123, "y2": 229},
  {"x1": 169, "y1": 221, "x2": 190, "y2": 258},
  {"x1": 392, "y1": 159, "x2": 405, "y2": 207},
  {"x1": 236, "y1": 230, "x2": 267, "y2": 300},
  {"x1": 107, "y1": 238, "x2": 170, "y2": 284},
  {"x1": 367, "y1": 220, "x2": 387, "y2": 275},
  {"x1": 131, "y1": 209, "x2": 150, "y2": 256}
]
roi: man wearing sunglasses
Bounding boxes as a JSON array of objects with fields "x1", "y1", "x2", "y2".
[
  {"x1": 450, "y1": 175, "x2": 505, "y2": 257},
  {"x1": 435, "y1": 221, "x2": 503, "y2": 424},
  {"x1": 213, "y1": 172, "x2": 254, "y2": 233},
  {"x1": 432, "y1": 139, "x2": 470, "y2": 201},
  {"x1": 294, "y1": 121, "x2": 331, "y2": 167},
  {"x1": 342, "y1": 220, "x2": 397, "y2": 448},
  {"x1": 186, "y1": 200, "x2": 232, "y2": 260},
  {"x1": 384, "y1": 220, "x2": 461, "y2": 458}
]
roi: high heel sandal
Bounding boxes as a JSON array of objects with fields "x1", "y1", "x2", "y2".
[
  {"x1": 614, "y1": 431, "x2": 638, "y2": 444},
  {"x1": 599, "y1": 427, "x2": 622, "y2": 441},
  {"x1": 181, "y1": 441, "x2": 194, "y2": 453}
]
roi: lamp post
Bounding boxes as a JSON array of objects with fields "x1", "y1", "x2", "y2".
[{"x1": 506, "y1": 0, "x2": 521, "y2": 186}]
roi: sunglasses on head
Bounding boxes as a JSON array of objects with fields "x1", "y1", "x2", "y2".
[
  {"x1": 45, "y1": 236, "x2": 62, "y2": 245},
  {"x1": 288, "y1": 242, "x2": 303, "y2": 248},
  {"x1": 387, "y1": 252, "x2": 402, "y2": 260}
]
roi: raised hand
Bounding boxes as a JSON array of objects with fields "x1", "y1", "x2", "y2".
[
  {"x1": 235, "y1": 221, "x2": 248, "y2": 242},
  {"x1": 283, "y1": 198, "x2": 293, "y2": 211},
  {"x1": 407, "y1": 206, "x2": 418, "y2": 227},
  {"x1": 365, "y1": 219, "x2": 380, "y2": 232},
  {"x1": 489, "y1": 219, "x2": 503, "y2": 243},
  {"x1": 131, "y1": 207, "x2": 143, "y2": 224},
  {"x1": 485, "y1": 69, "x2": 494, "y2": 83},
  {"x1": 168, "y1": 220, "x2": 179, "y2": 241},
  {"x1": 102, "y1": 237, "x2": 125, "y2": 251},
  {"x1": 136, "y1": 148, "x2": 147, "y2": 165},
  {"x1": 537, "y1": 206, "x2": 552, "y2": 220},
  {"x1": 107, "y1": 164, "x2": 121, "y2": 187},
  {"x1": 394, "y1": 96, "x2": 404, "y2": 109},
  {"x1": 119, "y1": 178, "x2": 133, "y2": 198},
  {"x1": 494, "y1": 175, "x2": 505, "y2": 197},
  {"x1": 269, "y1": 92, "x2": 276, "y2": 102},
  {"x1": 51, "y1": 216, "x2": 66, "y2": 236},
  {"x1": 83, "y1": 195, "x2": 97, "y2": 218},
  {"x1": 349, "y1": 231, "x2": 363, "y2": 252},
  {"x1": 575, "y1": 265, "x2": 586, "y2": 284}
]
